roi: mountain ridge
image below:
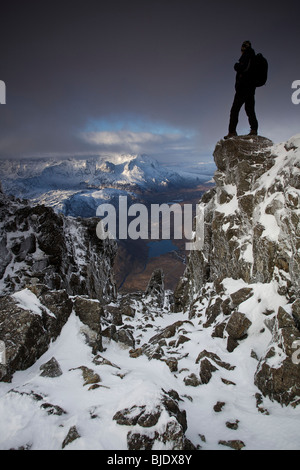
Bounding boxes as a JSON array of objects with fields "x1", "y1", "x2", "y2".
[
  {"x1": 0, "y1": 153, "x2": 215, "y2": 204},
  {"x1": 0, "y1": 153, "x2": 215, "y2": 219}
]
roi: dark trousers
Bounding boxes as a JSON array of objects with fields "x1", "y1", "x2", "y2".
[{"x1": 229, "y1": 87, "x2": 258, "y2": 133}]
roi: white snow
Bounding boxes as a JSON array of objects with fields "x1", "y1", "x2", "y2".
[
  {"x1": 12, "y1": 289, "x2": 55, "y2": 318},
  {"x1": 215, "y1": 184, "x2": 238, "y2": 216},
  {"x1": 1, "y1": 280, "x2": 300, "y2": 450}
]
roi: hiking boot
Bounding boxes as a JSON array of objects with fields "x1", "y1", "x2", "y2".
[
  {"x1": 224, "y1": 132, "x2": 237, "y2": 139},
  {"x1": 248, "y1": 129, "x2": 257, "y2": 136}
]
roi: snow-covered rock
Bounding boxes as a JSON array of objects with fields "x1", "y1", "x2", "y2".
[
  {"x1": 175, "y1": 134, "x2": 300, "y2": 407},
  {"x1": 0, "y1": 189, "x2": 117, "y2": 298},
  {"x1": 178, "y1": 134, "x2": 300, "y2": 302},
  {"x1": 1, "y1": 274, "x2": 300, "y2": 450}
]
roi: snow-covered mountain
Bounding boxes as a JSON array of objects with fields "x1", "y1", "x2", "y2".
[
  {"x1": 1, "y1": 134, "x2": 300, "y2": 450},
  {"x1": 0, "y1": 154, "x2": 215, "y2": 216}
]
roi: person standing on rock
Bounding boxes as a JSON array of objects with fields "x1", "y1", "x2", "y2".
[{"x1": 224, "y1": 40, "x2": 258, "y2": 139}]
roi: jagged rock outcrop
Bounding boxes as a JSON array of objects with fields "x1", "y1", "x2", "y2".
[
  {"x1": 254, "y1": 306, "x2": 300, "y2": 406},
  {"x1": 0, "y1": 287, "x2": 72, "y2": 381},
  {"x1": 0, "y1": 189, "x2": 117, "y2": 300},
  {"x1": 175, "y1": 134, "x2": 300, "y2": 406},
  {"x1": 145, "y1": 268, "x2": 165, "y2": 308},
  {"x1": 177, "y1": 135, "x2": 300, "y2": 302},
  {"x1": 0, "y1": 188, "x2": 117, "y2": 381},
  {"x1": 40, "y1": 357, "x2": 63, "y2": 378},
  {"x1": 73, "y1": 296, "x2": 104, "y2": 353}
]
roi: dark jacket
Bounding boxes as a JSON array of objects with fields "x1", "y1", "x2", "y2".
[{"x1": 234, "y1": 47, "x2": 256, "y2": 91}]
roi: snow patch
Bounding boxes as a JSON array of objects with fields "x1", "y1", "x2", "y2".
[{"x1": 12, "y1": 289, "x2": 55, "y2": 318}]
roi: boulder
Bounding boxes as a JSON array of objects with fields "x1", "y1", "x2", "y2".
[
  {"x1": 62, "y1": 426, "x2": 81, "y2": 449},
  {"x1": 70, "y1": 366, "x2": 101, "y2": 386},
  {"x1": 254, "y1": 306, "x2": 300, "y2": 406},
  {"x1": 73, "y1": 296, "x2": 104, "y2": 333},
  {"x1": 73, "y1": 296, "x2": 104, "y2": 352},
  {"x1": 184, "y1": 373, "x2": 201, "y2": 387},
  {"x1": 230, "y1": 287, "x2": 253, "y2": 307},
  {"x1": 39, "y1": 357, "x2": 63, "y2": 378},
  {"x1": 0, "y1": 291, "x2": 71, "y2": 381},
  {"x1": 218, "y1": 439, "x2": 245, "y2": 450},
  {"x1": 226, "y1": 311, "x2": 252, "y2": 340},
  {"x1": 113, "y1": 389, "x2": 193, "y2": 450},
  {"x1": 145, "y1": 268, "x2": 165, "y2": 307},
  {"x1": 199, "y1": 358, "x2": 218, "y2": 384},
  {"x1": 147, "y1": 320, "x2": 192, "y2": 344},
  {"x1": 112, "y1": 327, "x2": 135, "y2": 348}
]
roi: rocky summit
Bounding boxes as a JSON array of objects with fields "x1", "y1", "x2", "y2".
[{"x1": 0, "y1": 134, "x2": 300, "y2": 450}]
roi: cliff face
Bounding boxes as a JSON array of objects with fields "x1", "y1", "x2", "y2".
[
  {"x1": 175, "y1": 134, "x2": 300, "y2": 406},
  {"x1": 0, "y1": 190, "x2": 117, "y2": 380},
  {"x1": 178, "y1": 135, "x2": 300, "y2": 299},
  {"x1": 0, "y1": 190, "x2": 117, "y2": 300}
]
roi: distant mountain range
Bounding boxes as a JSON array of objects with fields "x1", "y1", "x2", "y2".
[{"x1": 0, "y1": 154, "x2": 215, "y2": 217}]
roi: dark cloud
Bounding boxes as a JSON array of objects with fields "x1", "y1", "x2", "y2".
[{"x1": 0, "y1": 0, "x2": 299, "y2": 162}]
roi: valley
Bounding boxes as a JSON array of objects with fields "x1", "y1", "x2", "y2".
[
  {"x1": 112, "y1": 184, "x2": 212, "y2": 292},
  {"x1": 0, "y1": 153, "x2": 215, "y2": 293}
]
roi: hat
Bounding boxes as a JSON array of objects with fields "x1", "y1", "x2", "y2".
[{"x1": 241, "y1": 40, "x2": 251, "y2": 50}]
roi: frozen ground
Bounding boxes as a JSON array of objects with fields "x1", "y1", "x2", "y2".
[{"x1": 0, "y1": 280, "x2": 299, "y2": 450}]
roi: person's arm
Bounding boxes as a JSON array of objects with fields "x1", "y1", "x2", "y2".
[{"x1": 234, "y1": 53, "x2": 251, "y2": 73}]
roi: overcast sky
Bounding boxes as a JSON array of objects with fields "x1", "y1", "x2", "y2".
[{"x1": 0, "y1": 0, "x2": 299, "y2": 165}]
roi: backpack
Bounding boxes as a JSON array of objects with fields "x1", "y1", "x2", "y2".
[{"x1": 253, "y1": 53, "x2": 268, "y2": 87}]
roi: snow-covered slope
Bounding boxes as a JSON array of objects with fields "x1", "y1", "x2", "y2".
[
  {"x1": 0, "y1": 154, "x2": 215, "y2": 216},
  {"x1": 0, "y1": 282, "x2": 299, "y2": 450}
]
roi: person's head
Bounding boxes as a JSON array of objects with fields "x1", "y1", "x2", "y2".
[{"x1": 241, "y1": 40, "x2": 251, "y2": 52}]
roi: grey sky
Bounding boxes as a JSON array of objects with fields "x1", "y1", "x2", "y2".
[{"x1": 0, "y1": 0, "x2": 299, "y2": 164}]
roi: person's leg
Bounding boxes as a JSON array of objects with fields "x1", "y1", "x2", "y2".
[
  {"x1": 244, "y1": 89, "x2": 258, "y2": 134},
  {"x1": 228, "y1": 91, "x2": 245, "y2": 134}
]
